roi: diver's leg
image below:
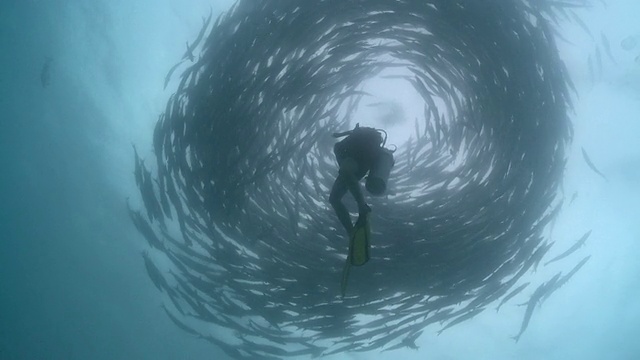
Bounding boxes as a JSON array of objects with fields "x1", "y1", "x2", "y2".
[
  {"x1": 338, "y1": 159, "x2": 370, "y2": 217},
  {"x1": 345, "y1": 175, "x2": 370, "y2": 217},
  {"x1": 329, "y1": 174, "x2": 353, "y2": 235}
]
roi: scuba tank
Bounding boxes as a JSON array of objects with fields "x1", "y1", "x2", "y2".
[
  {"x1": 365, "y1": 147, "x2": 394, "y2": 196},
  {"x1": 333, "y1": 124, "x2": 395, "y2": 196}
]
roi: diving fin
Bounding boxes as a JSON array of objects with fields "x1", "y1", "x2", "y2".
[
  {"x1": 340, "y1": 214, "x2": 371, "y2": 297},
  {"x1": 349, "y1": 214, "x2": 371, "y2": 266}
]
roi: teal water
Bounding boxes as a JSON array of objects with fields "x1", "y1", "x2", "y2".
[{"x1": 1, "y1": 1, "x2": 639, "y2": 359}]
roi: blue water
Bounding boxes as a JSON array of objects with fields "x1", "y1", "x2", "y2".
[{"x1": 1, "y1": 1, "x2": 639, "y2": 359}]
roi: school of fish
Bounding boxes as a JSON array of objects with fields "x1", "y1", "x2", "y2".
[{"x1": 130, "y1": 0, "x2": 596, "y2": 358}]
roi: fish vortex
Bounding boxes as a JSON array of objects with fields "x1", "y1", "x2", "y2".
[{"x1": 133, "y1": 0, "x2": 577, "y2": 358}]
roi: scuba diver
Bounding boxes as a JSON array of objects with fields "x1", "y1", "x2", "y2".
[{"x1": 330, "y1": 123, "x2": 395, "y2": 267}]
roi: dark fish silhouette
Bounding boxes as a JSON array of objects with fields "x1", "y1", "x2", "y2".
[
  {"x1": 600, "y1": 32, "x2": 616, "y2": 63},
  {"x1": 182, "y1": 7, "x2": 213, "y2": 62},
  {"x1": 581, "y1": 147, "x2": 608, "y2": 181},
  {"x1": 512, "y1": 273, "x2": 562, "y2": 342},
  {"x1": 545, "y1": 230, "x2": 592, "y2": 266},
  {"x1": 496, "y1": 282, "x2": 530, "y2": 312},
  {"x1": 40, "y1": 57, "x2": 53, "y2": 87},
  {"x1": 164, "y1": 60, "x2": 185, "y2": 89}
]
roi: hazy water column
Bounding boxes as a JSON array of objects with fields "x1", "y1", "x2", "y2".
[{"x1": 0, "y1": 0, "x2": 230, "y2": 359}]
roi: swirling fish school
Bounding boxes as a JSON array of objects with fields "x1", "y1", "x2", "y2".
[{"x1": 131, "y1": 0, "x2": 586, "y2": 358}]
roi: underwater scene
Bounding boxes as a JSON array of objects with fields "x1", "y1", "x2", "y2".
[{"x1": 1, "y1": 0, "x2": 639, "y2": 359}]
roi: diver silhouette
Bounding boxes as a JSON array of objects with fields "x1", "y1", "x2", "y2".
[{"x1": 329, "y1": 123, "x2": 394, "y2": 238}]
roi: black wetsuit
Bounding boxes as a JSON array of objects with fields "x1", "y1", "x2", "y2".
[{"x1": 333, "y1": 127, "x2": 382, "y2": 179}]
